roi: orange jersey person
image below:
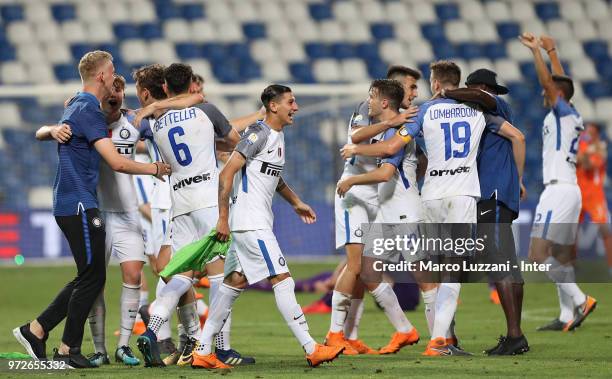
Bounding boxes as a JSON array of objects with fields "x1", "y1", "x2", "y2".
[{"x1": 577, "y1": 123, "x2": 609, "y2": 223}]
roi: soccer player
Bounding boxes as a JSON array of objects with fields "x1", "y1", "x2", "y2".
[
  {"x1": 14, "y1": 51, "x2": 170, "y2": 368},
  {"x1": 519, "y1": 33, "x2": 597, "y2": 332},
  {"x1": 335, "y1": 75, "x2": 429, "y2": 355},
  {"x1": 444, "y1": 69, "x2": 529, "y2": 355},
  {"x1": 192, "y1": 84, "x2": 344, "y2": 369},
  {"x1": 328, "y1": 66, "x2": 419, "y2": 355},
  {"x1": 341, "y1": 60, "x2": 525, "y2": 356},
  {"x1": 135, "y1": 63, "x2": 244, "y2": 367},
  {"x1": 577, "y1": 122, "x2": 612, "y2": 276}
]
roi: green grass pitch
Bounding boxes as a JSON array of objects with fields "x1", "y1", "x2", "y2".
[{"x1": 1, "y1": 263, "x2": 611, "y2": 378}]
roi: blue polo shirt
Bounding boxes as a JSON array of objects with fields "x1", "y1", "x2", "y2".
[
  {"x1": 53, "y1": 92, "x2": 108, "y2": 216},
  {"x1": 477, "y1": 96, "x2": 520, "y2": 214}
]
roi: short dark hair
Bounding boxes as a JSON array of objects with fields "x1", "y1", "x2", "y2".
[
  {"x1": 552, "y1": 74, "x2": 574, "y2": 101},
  {"x1": 192, "y1": 73, "x2": 204, "y2": 85},
  {"x1": 370, "y1": 79, "x2": 405, "y2": 111},
  {"x1": 430, "y1": 60, "x2": 461, "y2": 87},
  {"x1": 132, "y1": 64, "x2": 166, "y2": 100},
  {"x1": 386, "y1": 65, "x2": 421, "y2": 81},
  {"x1": 113, "y1": 74, "x2": 126, "y2": 91},
  {"x1": 261, "y1": 84, "x2": 292, "y2": 111},
  {"x1": 164, "y1": 63, "x2": 193, "y2": 94}
]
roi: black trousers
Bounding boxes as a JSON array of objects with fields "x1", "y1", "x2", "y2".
[
  {"x1": 476, "y1": 197, "x2": 523, "y2": 283},
  {"x1": 37, "y1": 208, "x2": 106, "y2": 349}
]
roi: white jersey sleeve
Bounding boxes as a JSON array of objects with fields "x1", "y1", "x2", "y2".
[
  {"x1": 152, "y1": 107, "x2": 220, "y2": 217},
  {"x1": 339, "y1": 100, "x2": 380, "y2": 205},
  {"x1": 230, "y1": 121, "x2": 284, "y2": 231},
  {"x1": 97, "y1": 114, "x2": 139, "y2": 212},
  {"x1": 413, "y1": 99, "x2": 494, "y2": 201},
  {"x1": 133, "y1": 153, "x2": 154, "y2": 206},
  {"x1": 140, "y1": 119, "x2": 172, "y2": 210},
  {"x1": 541, "y1": 97, "x2": 583, "y2": 185}
]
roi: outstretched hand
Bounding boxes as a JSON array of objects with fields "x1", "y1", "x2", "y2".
[
  {"x1": 294, "y1": 202, "x2": 316, "y2": 224},
  {"x1": 519, "y1": 32, "x2": 539, "y2": 50}
]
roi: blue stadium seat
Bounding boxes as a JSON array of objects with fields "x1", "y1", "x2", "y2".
[
  {"x1": 483, "y1": 42, "x2": 507, "y2": 59},
  {"x1": 433, "y1": 42, "x2": 457, "y2": 59},
  {"x1": 114, "y1": 23, "x2": 140, "y2": 40},
  {"x1": 457, "y1": 42, "x2": 483, "y2": 59},
  {"x1": 53, "y1": 64, "x2": 80, "y2": 82},
  {"x1": 355, "y1": 42, "x2": 380, "y2": 61},
  {"x1": 418, "y1": 63, "x2": 431, "y2": 81},
  {"x1": 366, "y1": 59, "x2": 387, "y2": 79},
  {"x1": 212, "y1": 59, "x2": 239, "y2": 83},
  {"x1": 202, "y1": 43, "x2": 226, "y2": 62},
  {"x1": 70, "y1": 43, "x2": 94, "y2": 61},
  {"x1": 155, "y1": 3, "x2": 181, "y2": 19},
  {"x1": 309, "y1": 3, "x2": 332, "y2": 20},
  {"x1": 176, "y1": 43, "x2": 202, "y2": 59},
  {"x1": 243, "y1": 23, "x2": 266, "y2": 39},
  {"x1": 583, "y1": 81, "x2": 612, "y2": 99},
  {"x1": 421, "y1": 23, "x2": 447, "y2": 43},
  {"x1": 331, "y1": 43, "x2": 356, "y2": 59},
  {"x1": 97, "y1": 43, "x2": 121, "y2": 62},
  {"x1": 371, "y1": 23, "x2": 394, "y2": 40},
  {"x1": 583, "y1": 40, "x2": 609, "y2": 60},
  {"x1": 115, "y1": 63, "x2": 134, "y2": 82},
  {"x1": 0, "y1": 5, "x2": 23, "y2": 23},
  {"x1": 181, "y1": 4, "x2": 205, "y2": 20},
  {"x1": 506, "y1": 82, "x2": 534, "y2": 104},
  {"x1": 227, "y1": 42, "x2": 251, "y2": 59},
  {"x1": 496, "y1": 22, "x2": 520, "y2": 40},
  {"x1": 51, "y1": 4, "x2": 76, "y2": 22},
  {"x1": 305, "y1": 43, "x2": 331, "y2": 59},
  {"x1": 535, "y1": 2, "x2": 560, "y2": 21},
  {"x1": 239, "y1": 59, "x2": 261, "y2": 80},
  {"x1": 596, "y1": 58, "x2": 612, "y2": 81},
  {"x1": 289, "y1": 62, "x2": 315, "y2": 83},
  {"x1": 519, "y1": 62, "x2": 538, "y2": 80},
  {"x1": 0, "y1": 42, "x2": 16, "y2": 61},
  {"x1": 435, "y1": 3, "x2": 460, "y2": 21},
  {"x1": 140, "y1": 23, "x2": 163, "y2": 39}
]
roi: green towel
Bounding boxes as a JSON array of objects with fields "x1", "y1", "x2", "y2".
[
  {"x1": 160, "y1": 229, "x2": 231, "y2": 278},
  {"x1": 0, "y1": 352, "x2": 32, "y2": 359}
]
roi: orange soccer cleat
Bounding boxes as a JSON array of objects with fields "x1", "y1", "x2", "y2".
[
  {"x1": 566, "y1": 295, "x2": 597, "y2": 331},
  {"x1": 378, "y1": 328, "x2": 420, "y2": 354},
  {"x1": 423, "y1": 337, "x2": 472, "y2": 356},
  {"x1": 324, "y1": 331, "x2": 359, "y2": 355},
  {"x1": 191, "y1": 352, "x2": 232, "y2": 370},
  {"x1": 347, "y1": 339, "x2": 379, "y2": 355},
  {"x1": 302, "y1": 299, "x2": 332, "y2": 314},
  {"x1": 305, "y1": 344, "x2": 344, "y2": 367},
  {"x1": 195, "y1": 277, "x2": 210, "y2": 288},
  {"x1": 132, "y1": 320, "x2": 147, "y2": 335},
  {"x1": 489, "y1": 289, "x2": 501, "y2": 305}
]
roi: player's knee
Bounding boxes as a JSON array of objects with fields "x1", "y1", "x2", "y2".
[{"x1": 224, "y1": 271, "x2": 247, "y2": 289}]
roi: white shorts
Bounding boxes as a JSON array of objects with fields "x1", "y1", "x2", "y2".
[
  {"x1": 170, "y1": 207, "x2": 218, "y2": 260},
  {"x1": 139, "y1": 214, "x2": 154, "y2": 256},
  {"x1": 530, "y1": 183, "x2": 581, "y2": 245},
  {"x1": 335, "y1": 193, "x2": 379, "y2": 249},
  {"x1": 151, "y1": 207, "x2": 171, "y2": 256},
  {"x1": 103, "y1": 211, "x2": 146, "y2": 264},
  {"x1": 422, "y1": 196, "x2": 477, "y2": 223},
  {"x1": 379, "y1": 190, "x2": 423, "y2": 223},
  {"x1": 224, "y1": 229, "x2": 289, "y2": 284}
]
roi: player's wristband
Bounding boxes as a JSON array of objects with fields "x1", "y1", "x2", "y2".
[{"x1": 546, "y1": 48, "x2": 556, "y2": 54}]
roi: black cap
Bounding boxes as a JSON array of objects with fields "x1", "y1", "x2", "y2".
[{"x1": 465, "y1": 68, "x2": 509, "y2": 95}]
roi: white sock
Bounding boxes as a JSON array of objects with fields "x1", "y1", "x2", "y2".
[
  {"x1": 445, "y1": 318, "x2": 456, "y2": 339},
  {"x1": 154, "y1": 279, "x2": 171, "y2": 340},
  {"x1": 344, "y1": 298, "x2": 364, "y2": 340},
  {"x1": 139, "y1": 290, "x2": 149, "y2": 308},
  {"x1": 371, "y1": 283, "x2": 413, "y2": 333},
  {"x1": 196, "y1": 299, "x2": 209, "y2": 319},
  {"x1": 556, "y1": 284, "x2": 574, "y2": 323},
  {"x1": 88, "y1": 291, "x2": 106, "y2": 354},
  {"x1": 196, "y1": 284, "x2": 241, "y2": 355},
  {"x1": 215, "y1": 312, "x2": 231, "y2": 350},
  {"x1": 330, "y1": 290, "x2": 352, "y2": 333},
  {"x1": 544, "y1": 256, "x2": 573, "y2": 283},
  {"x1": 149, "y1": 275, "x2": 192, "y2": 335},
  {"x1": 177, "y1": 302, "x2": 200, "y2": 339},
  {"x1": 421, "y1": 288, "x2": 437, "y2": 336},
  {"x1": 273, "y1": 278, "x2": 316, "y2": 354},
  {"x1": 431, "y1": 283, "x2": 460, "y2": 340},
  {"x1": 208, "y1": 274, "x2": 224, "y2": 304},
  {"x1": 559, "y1": 266, "x2": 586, "y2": 308},
  {"x1": 118, "y1": 283, "x2": 140, "y2": 347}
]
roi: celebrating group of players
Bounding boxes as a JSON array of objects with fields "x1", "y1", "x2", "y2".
[{"x1": 11, "y1": 30, "x2": 601, "y2": 370}]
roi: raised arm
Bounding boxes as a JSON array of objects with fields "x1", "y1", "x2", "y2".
[
  {"x1": 539, "y1": 35, "x2": 565, "y2": 76},
  {"x1": 351, "y1": 106, "x2": 418, "y2": 144},
  {"x1": 341, "y1": 133, "x2": 409, "y2": 159},
  {"x1": 230, "y1": 107, "x2": 265, "y2": 133},
  {"x1": 94, "y1": 138, "x2": 171, "y2": 179},
  {"x1": 35, "y1": 124, "x2": 72, "y2": 143},
  {"x1": 276, "y1": 177, "x2": 316, "y2": 224},
  {"x1": 132, "y1": 93, "x2": 205, "y2": 128},
  {"x1": 443, "y1": 88, "x2": 497, "y2": 112},
  {"x1": 519, "y1": 32, "x2": 558, "y2": 106},
  {"x1": 215, "y1": 151, "x2": 246, "y2": 241},
  {"x1": 337, "y1": 164, "x2": 396, "y2": 197}
]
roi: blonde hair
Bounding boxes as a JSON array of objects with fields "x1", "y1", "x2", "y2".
[{"x1": 78, "y1": 50, "x2": 113, "y2": 81}]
